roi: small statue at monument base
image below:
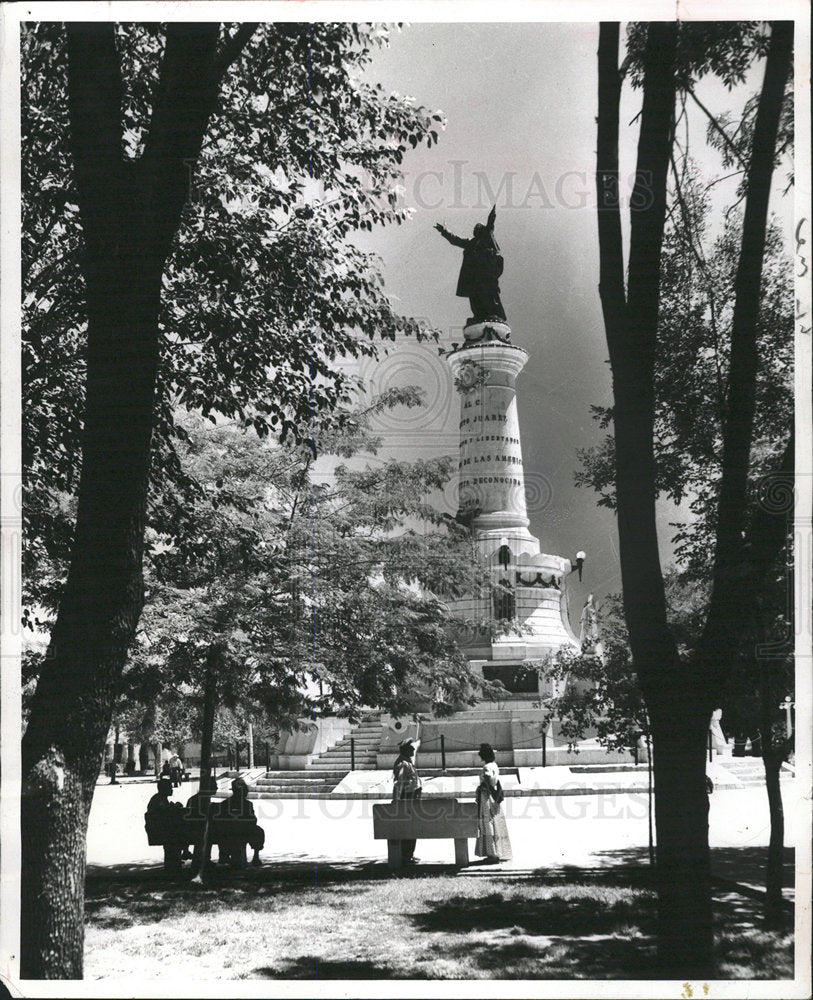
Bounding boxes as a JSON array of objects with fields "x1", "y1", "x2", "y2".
[{"x1": 709, "y1": 708, "x2": 728, "y2": 754}]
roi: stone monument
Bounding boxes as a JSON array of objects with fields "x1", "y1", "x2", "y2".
[
  {"x1": 446, "y1": 322, "x2": 580, "y2": 704},
  {"x1": 434, "y1": 207, "x2": 581, "y2": 706}
]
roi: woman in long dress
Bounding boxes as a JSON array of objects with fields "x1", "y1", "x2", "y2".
[{"x1": 475, "y1": 742, "x2": 512, "y2": 862}]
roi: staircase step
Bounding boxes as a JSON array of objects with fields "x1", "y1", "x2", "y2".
[
  {"x1": 316, "y1": 762, "x2": 375, "y2": 767},
  {"x1": 328, "y1": 745, "x2": 379, "y2": 752},
  {"x1": 313, "y1": 760, "x2": 377, "y2": 774},
  {"x1": 310, "y1": 758, "x2": 375, "y2": 764},
  {"x1": 254, "y1": 778, "x2": 332, "y2": 786},
  {"x1": 261, "y1": 770, "x2": 348, "y2": 777},
  {"x1": 254, "y1": 781, "x2": 338, "y2": 792},
  {"x1": 311, "y1": 716, "x2": 383, "y2": 769},
  {"x1": 325, "y1": 741, "x2": 379, "y2": 747}
]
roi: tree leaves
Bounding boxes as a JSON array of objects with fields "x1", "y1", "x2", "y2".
[
  {"x1": 577, "y1": 171, "x2": 792, "y2": 578},
  {"x1": 625, "y1": 22, "x2": 772, "y2": 91},
  {"x1": 124, "y1": 409, "x2": 490, "y2": 737},
  {"x1": 22, "y1": 22, "x2": 446, "y2": 633}
]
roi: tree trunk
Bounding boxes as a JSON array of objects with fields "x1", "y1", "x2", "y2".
[
  {"x1": 20, "y1": 257, "x2": 164, "y2": 975},
  {"x1": 649, "y1": 703, "x2": 713, "y2": 977},
  {"x1": 597, "y1": 21, "x2": 713, "y2": 975},
  {"x1": 19, "y1": 23, "x2": 228, "y2": 978},
  {"x1": 198, "y1": 649, "x2": 220, "y2": 786},
  {"x1": 595, "y1": 21, "x2": 793, "y2": 978},
  {"x1": 760, "y1": 653, "x2": 787, "y2": 925},
  {"x1": 762, "y1": 750, "x2": 785, "y2": 923},
  {"x1": 646, "y1": 730, "x2": 655, "y2": 866},
  {"x1": 110, "y1": 725, "x2": 120, "y2": 784},
  {"x1": 699, "y1": 20, "x2": 794, "y2": 681}
]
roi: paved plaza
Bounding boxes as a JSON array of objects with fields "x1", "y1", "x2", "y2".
[{"x1": 87, "y1": 772, "x2": 802, "y2": 890}]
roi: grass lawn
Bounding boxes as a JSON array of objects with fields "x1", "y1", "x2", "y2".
[{"x1": 84, "y1": 864, "x2": 794, "y2": 981}]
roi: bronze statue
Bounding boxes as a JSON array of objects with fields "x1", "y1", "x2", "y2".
[{"x1": 435, "y1": 205, "x2": 506, "y2": 325}]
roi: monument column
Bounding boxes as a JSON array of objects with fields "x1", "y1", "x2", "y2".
[{"x1": 448, "y1": 326, "x2": 531, "y2": 535}]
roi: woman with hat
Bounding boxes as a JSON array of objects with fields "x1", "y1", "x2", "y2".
[
  {"x1": 392, "y1": 739, "x2": 422, "y2": 863},
  {"x1": 475, "y1": 743, "x2": 512, "y2": 863}
]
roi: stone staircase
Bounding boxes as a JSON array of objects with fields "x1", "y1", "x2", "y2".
[
  {"x1": 309, "y1": 713, "x2": 382, "y2": 771},
  {"x1": 249, "y1": 714, "x2": 383, "y2": 798},
  {"x1": 715, "y1": 756, "x2": 793, "y2": 788},
  {"x1": 251, "y1": 769, "x2": 347, "y2": 796}
]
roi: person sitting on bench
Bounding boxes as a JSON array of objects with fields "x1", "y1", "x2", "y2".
[
  {"x1": 185, "y1": 775, "x2": 219, "y2": 868},
  {"x1": 217, "y1": 777, "x2": 265, "y2": 867},
  {"x1": 146, "y1": 777, "x2": 186, "y2": 872}
]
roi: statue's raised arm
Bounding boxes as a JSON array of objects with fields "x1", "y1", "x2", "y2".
[
  {"x1": 434, "y1": 222, "x2": 469, "y2": 248},
  {"x1": 486, "y1": 204, "x2": 496, "y2": 232}
]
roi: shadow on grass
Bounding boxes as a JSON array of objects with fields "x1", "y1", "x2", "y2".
[
  {"x1": 710, "y1": 846, "x2": 795, "y2": 892},
  {"x1": 576, "y1": 847, "x2": 795, "y2": 980},
  {"x1": 410, "y1": 887, "x2": 658, "y2": 979},
  {"x1": 588, "y1": 844, "x2": 795, "y2": 894},
  {"x1": 254, "y1": 958, "x2": 385, "y2": 979},
  {"x1": 84, "y1": 876, "x2": 382, "y2": 932},
  {"x1": 426, "y1": 933, "x2": 657, "y2": 979},
  {"x1": 84, "y1": 848, "x2": 795, "y2": 979},
  {"x1": 253, "y1": 879, "x2": 658, "y2": 980},
  {"x1": 412, "y1": 889, "x2": 654, "y2": 937}
]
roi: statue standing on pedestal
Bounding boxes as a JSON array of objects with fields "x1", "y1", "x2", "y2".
[
  {"x1": 579, "y1": 593, "x2": 601, "y2": 656},
  {"x1": 435, "y1": 205, "x2": 507, "y2": 324}
]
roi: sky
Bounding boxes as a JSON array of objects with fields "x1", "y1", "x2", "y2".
[{"x1": 337, "y1": 20, "x2": 793, "y2": 624}]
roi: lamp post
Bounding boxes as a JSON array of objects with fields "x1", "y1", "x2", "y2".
[
  {"x1": 779, "y1": 694, "x2": 794, "y2": 738},
  {"x1": 109, "y1": 724, "x2": 119, "y2": 785},
  {"x1": 575, "y1": 551, "x2": 586, "y2": 581}
]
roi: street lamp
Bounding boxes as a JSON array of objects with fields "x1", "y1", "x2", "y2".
[
  {"x1": 574, "y1": 551, "x2": 586, "y2": 582},
  {"x1": 779, "y1": 694, "x2": 794, "y2": 738}
]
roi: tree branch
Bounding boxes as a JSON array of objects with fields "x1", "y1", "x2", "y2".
[
  {"x1": 686, "y1": 85, "x2": 749, "y2": 171},
  {"x1": 141, "y1": 23, "x2": 222, "y2": 261},
  {"x1": 667, "y1": 153, "x2": 725, "y2": 409},
  {"x1": 598, "y1": 21, "x2": 680, "y2": 685},
  {"x1": 216, "y1": 22, "x2": 259, "y2": 74},
  {"x1": 595, "y1": 23, "x2": 627, "y2": 328},
  {"x1": 627, "y1": 22, "x2": 677, "y2": 348},
  {"x1": 700, "y1": 21, "x2": 794, "y2": 681},
  {"x1": 65, "y1": 23, "x2": 126, "y2": 258}
]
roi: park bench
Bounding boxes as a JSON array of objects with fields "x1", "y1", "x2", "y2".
[
  {"x1": 144, "y1": 813, "x2": 260, "y2": 871},
  {"x1": 373, "y1": 797, "x2": 479, "y2": 869}
]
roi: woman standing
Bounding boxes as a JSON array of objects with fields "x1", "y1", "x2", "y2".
[
  {"x1": 392, "y1": 740, "x2": 422, "y2": 863},
  {"x1": 475, "y1": 743, "x2": 512, "y2": 863}
]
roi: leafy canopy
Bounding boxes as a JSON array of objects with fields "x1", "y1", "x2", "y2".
[
  {"x1": 123, "y1": 401, "x2": 492, "y2": 736},
  {"x1": 23, "y1": 21, "x2": 446, "y2": 626}
]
